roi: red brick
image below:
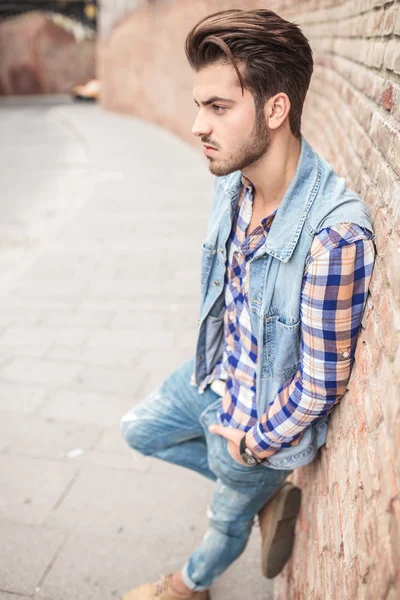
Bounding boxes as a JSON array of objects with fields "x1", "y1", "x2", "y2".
[
  {"x1": 395, "y1": 6, "x2": 400, "y2": 35},
  {"x1": 384, "y1": 39, "x2": 400, "y2": 75},
  {"x1": 385, "y1": 588, "x2": 400, "y2": 600},
  {"x1": 380, "y1": 82, "x2": 394, "y2": 111},
  {"x1": 375, "y1": 290, "x2": 399, "y2": 359},
  {"x1": 368, "y1": 264, "x2": 384, "y2": 301},
  {"x1": 363, "y1": 377, "x2": 384, "y2": 432},
  {"x1": 381, "y1": 4, "x2": 398, "y2": 36},
  {"x1": 373, "y1": 207, "x2": 392, "y2": 257},
  {"x1": 341, "y1": 487, "x2": 358, "y2": 566},
  {"x1": 379, "y1": 354, "x2": 399, "y2": 430},
  {"x1": 389, "y1": 498, "x2": 400, "y2": 582},
  {"x1": 386, "y1": 242, "x2": 400, "y2": 299},
  {"x1": 376, "y1": 423, "x2": 399, "y2": 511}
]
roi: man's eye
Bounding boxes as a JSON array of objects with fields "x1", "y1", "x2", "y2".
[{"x1": 213, "y1": 105, "x2": 226, "y2": 114}]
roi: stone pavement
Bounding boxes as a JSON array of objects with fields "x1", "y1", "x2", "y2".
[{"x1": 0, "y1": 100, "x2": 273, "y2": 600}]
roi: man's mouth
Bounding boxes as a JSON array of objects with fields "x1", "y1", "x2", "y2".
[{"x1": 203, "y1": 144, "x2": 218, "y2": 155}]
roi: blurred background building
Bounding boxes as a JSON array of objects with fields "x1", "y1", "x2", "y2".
[
  {"x1": 0, "y1": 0, "x2": 97, "y2": 27},
  {"x1": 0, "y1": 0, "x2": 97, "y2": 94}
]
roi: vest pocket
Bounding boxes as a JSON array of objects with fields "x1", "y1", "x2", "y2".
[{"x1": 262, "y1": 315, "x2": 301, "y2": 378}]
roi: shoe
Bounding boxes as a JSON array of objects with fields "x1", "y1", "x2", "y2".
[
  {"x1": 122, "y1": 574, "x2": 211, "y2": 600},
  {"x1": 258, "y1": 482, "x2": 302, "y2": 579}
]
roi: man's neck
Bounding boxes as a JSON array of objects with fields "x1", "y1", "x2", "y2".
[{"x1": 242, "y1": 133, "x2": 301, "y2": 214}]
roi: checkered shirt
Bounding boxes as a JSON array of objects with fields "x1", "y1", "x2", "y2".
[{"x1": 191, "y1": 177, "x2": 375, "y2": 459}]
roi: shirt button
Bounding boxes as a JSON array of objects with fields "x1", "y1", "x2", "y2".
[
  {"x1": 342, "y1": 351, "x2": 350, "y2": 358},
  {"x1": 226, "y1": 345, "x2": 232, "y2": 352},
  {"x1": 213, "y1": 280, "x2": 220, "y2": 286}
]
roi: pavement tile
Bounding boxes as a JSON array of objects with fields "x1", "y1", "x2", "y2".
[
  {"x1": 0, "y1": 343, "x2": 51, "y2": 359},
  {"x1": 93, "y1": 424, "x2": 128, "y2": 454},
  {"x1": 66, "y1": 448, "x2": 148, "y2": 472},
  {"x1": 40, "y1": 390, "x2": 132, "y2": 428},
  {"x1": 0, "y1": 328, "x2": 88, "y2": 347},
  {"x1": 85, "y1": 329, "x2": 173, "y2": 350},
  {"x1": 21, "y1": 255, "x2": 117, "y2": 282},
  {"x1": 0, "y1": 520, "x2": 66, "y2": 596},
  {"x1": 85, "y1": 279, "x2": 198, "y2": 300},
  {"x1": 44, "y1": 463, "x2": 212, "y2": 540},
  {"x1": 0, "y1": 412, "x2": 101, "y2": 460},
  {"x1": 43, "y1": 310, "x2": 113, "y2": 328},
  {"x1": 0, "y1": 359, "x2": 82, "y2": 387},
  {"x1": 109, "y1": 311, "x2": 165, "y2": 329},
  {"x1": 72, "y1": 365, "x2": 143, "y2": 396},
  {"x1": 0, "y1": 308, "x2": 43, "y2": 327},
  {"x1": 0, "y1": 454, "x2": 78, "y2": 525},
  {"x1": 0, "y1": 297, "x2": 75, "y2": 310},
  {"x1": 36, "y1": 529, "x2": 187, "y2": 600},
  {"x1": 48, "y1": 346, "x2": 140, "y2": 368},
  {"x1": 0, "y1": 593, "x2": 31, "y2": 599},
  {"x1": 0, "y1": 383, "x2": 47, "y2": 414},
  {"x1": 134, "y1": 349, "x2": 193, "y2": 379},
  {"x1": 10, "y1": 280, "x2": 86, "y2": 297}
]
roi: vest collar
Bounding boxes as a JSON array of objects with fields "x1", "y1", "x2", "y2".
[{"x1": 219, "y1": 136, "x2": 321, "y2": 263}]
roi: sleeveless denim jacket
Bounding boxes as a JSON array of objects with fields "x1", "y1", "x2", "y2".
[{"x1": 194, "y1": 136, "x2": 375, "y2": 471}]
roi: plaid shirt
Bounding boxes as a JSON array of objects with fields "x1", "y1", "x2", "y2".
[{"x1": 191, "y1": 177, "x2": 375, "y2": 459}]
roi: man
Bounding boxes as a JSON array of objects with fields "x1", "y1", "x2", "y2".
[{"x1": 121, "y1": 8, "x2": 375, "y2": 600}]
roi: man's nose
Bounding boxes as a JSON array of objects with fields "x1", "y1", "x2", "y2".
[{"x1": 192, "y1": 111, "x2": 212, "y2": 138}]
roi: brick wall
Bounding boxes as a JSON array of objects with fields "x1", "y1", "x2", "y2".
[{"x1": 98, "y1": 1, "x2": 400, "y2": 598}]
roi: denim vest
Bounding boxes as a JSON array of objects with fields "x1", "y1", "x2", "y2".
[{"x1": 194, "y1": 136, "x2": 374, "y2": 471}]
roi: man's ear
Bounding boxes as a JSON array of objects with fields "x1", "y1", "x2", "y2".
[{"x1": 265, "y1": 92, "x2": 291, "y2": 131}]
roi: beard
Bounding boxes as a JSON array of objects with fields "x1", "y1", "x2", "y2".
[{"x1": 205, "y1": 106, "x2": 271, "y2": 177}]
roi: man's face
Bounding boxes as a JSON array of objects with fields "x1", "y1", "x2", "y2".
[{"x1": 192, "y1": 62, "x2": 271, "y2": 176}]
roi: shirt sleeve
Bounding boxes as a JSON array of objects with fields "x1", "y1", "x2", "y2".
[{"x1": 245, "y1": 223, "x2": 375, "y2": 459}]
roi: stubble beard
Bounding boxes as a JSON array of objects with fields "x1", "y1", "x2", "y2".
[{"x1": 207, "y1": 108, "x2": 271, "y2": 177}]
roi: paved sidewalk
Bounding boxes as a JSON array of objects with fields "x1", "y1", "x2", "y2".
[{"x1": 0, "y1": 101, "x2": 273, "y2": 600}]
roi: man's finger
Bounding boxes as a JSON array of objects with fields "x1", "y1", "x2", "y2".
[{"x1": 209, "y1": 424, "x2": 233, "y2": 440}]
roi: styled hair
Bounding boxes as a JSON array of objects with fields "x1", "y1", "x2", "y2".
[{"x1": 185, "y1": 9, "x2": 313, "y2": 138}]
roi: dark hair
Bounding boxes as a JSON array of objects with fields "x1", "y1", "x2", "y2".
[{"x1": 185, "y1": 9, "x2": 313, "y2": 138}]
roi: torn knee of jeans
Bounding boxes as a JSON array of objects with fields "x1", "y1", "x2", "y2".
[{"x1": 120, "y1": 418, "x2": 150, "y2": 454}]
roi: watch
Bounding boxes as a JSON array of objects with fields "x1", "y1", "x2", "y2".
[{"x1": 239, "y1": 435, "x2": 262, "y2": 466}]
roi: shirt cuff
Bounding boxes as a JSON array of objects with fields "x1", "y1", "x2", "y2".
[{"x1": 245, "y1": 428, "x2": 281, "y2": 459}]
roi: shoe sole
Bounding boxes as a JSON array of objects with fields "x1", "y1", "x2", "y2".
[{"x1": 261, "y1": 483, "x2": 302, "y2": 579}]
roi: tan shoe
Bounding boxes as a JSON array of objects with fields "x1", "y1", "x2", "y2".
[
  {"x1": 122, "y1": 574, "x2": 210, "y2": 600},
  {"x1": 258, "y1": 482, "x2": 302, "y2": 579}
]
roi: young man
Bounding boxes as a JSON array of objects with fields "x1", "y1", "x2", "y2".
[{"x1": 121, "y1": 9, "x2": 375, "y2": 600}]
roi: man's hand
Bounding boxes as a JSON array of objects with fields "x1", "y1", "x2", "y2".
[{"x1": 208, "y1": 424, "x2": 256, "y2": 467}]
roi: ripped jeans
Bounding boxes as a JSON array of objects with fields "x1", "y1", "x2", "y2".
[{"x1": 120, "y1": 358, "x2": 293, "y2": 591}]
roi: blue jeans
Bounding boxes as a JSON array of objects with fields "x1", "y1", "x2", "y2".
[{"x1": 120, "y1": 358, "x2": 293, "y2": 592}]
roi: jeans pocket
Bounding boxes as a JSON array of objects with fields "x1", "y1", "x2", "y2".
[{"x1": 201, "y1": 405, "x2": 272, "y2": 488}]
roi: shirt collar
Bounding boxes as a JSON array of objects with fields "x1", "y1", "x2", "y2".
[{"x1": 218, "y1": 136, "x2": 321, "y2": 262}]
